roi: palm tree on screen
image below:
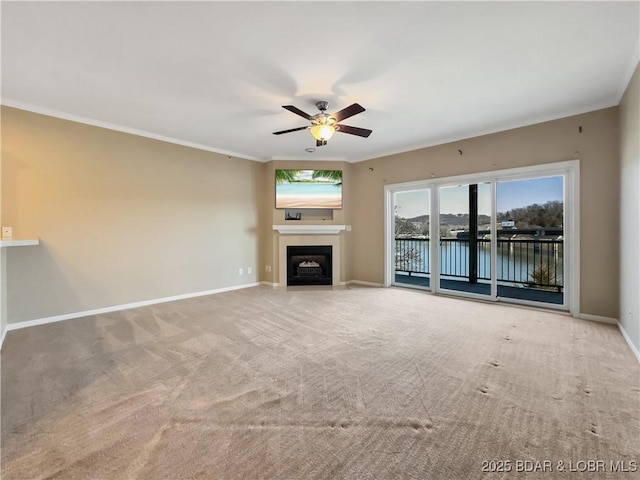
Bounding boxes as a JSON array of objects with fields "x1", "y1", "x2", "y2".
[
  {"x1": 311, "y1": 170, "x2": 342, "y2": 186},
  {"x1": 275, "y1": 170, "x2": 301, "y2": 183}
]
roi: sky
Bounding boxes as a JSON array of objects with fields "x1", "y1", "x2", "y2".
[
  {"x1": 395, "y1": 176, "x2": 564, "y2": 218},
  {"x1": 290, "y1": 170, "x2": 337, "y2": 182},
  {"x1": 496, "y1": 177, "x2": 563, "y2": 212}
]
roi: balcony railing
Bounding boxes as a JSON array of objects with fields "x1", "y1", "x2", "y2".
[{"x1": 395, "y1": 237, "x2": 563, "y2": 291}]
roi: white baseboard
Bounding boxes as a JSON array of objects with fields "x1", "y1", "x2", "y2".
[
  {"x1": 6, "y1": 282, "x2": 260, "y2": 332},
  {"x1": 577, "y1": 313, "x2": 639, "y2": 363},
  {"x1": 577, "y1": 313, "x2": 618, "y2": 325},
  {"x1": 618, "y1": 322, "x2": 640, "y2": 362},
  {"x1": 347, "y1": 280, "x2": 384, "y2": 288},
  {"x1": 260, "y1": 281, "x2": 279, "y2": 287}
]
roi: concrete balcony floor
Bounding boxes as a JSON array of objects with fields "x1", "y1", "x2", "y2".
[{"x1": 394, "y1": 273, "x2": 563, "y2": 305}]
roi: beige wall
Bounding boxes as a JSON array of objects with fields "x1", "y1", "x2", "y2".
[
  {"x1": 350, "y1": 107, "x2": 620, "y2": 318},
  {"x1": 619, "y1": 63, "x2": 640, "y2": 354},
  {"x1": 2, "y1": 107, "x2": 262, "y2": 324},
  {"x1": 1, "y1": 106, "x2": 5, "y2": 340},
  {"x1": 260, "y1": 161, "x2": 353, "y2": 285},
  {"x1": 0, "y1": 104, "x2": 626, "y2": 324}
]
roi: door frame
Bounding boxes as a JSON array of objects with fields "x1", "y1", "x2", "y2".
[
  {"x1": 432, "y1": 180, "x2": 495, "y2": 302},
  {"x1": 384, "y1": 160, "x2": 580, "y2": 314},
  {"x1": 386, "y1": 187, "x2": 433, "y2": 291}
]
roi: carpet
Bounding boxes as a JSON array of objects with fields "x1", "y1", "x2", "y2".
[{"x1": 1, "y1": 286, "x2": 638, "y2": 479}]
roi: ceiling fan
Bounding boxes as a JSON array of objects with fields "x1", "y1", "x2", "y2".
[{"x1": 273, "y1": 101, "x2": 372, "y2": 147}]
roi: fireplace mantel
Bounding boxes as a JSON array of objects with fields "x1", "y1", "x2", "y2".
[
  {"x1": 273, "y1": 225, "x2": 347, "y2": 235},
  {"x1": 275, "y1": 231, "x2": 343, "y2": 286}
]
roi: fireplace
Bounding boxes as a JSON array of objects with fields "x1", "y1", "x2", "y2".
[{"x1": 287, "y1": 245, "x2": 332, "y2": 286}]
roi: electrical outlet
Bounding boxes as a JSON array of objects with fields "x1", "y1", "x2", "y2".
[
  {"x1": 247, "y1": 267, "x2": 252, "y2": 274},
  {"x1": 267, "y1": 265, "x2": 272, "y2": 272},
  {"x1": 2, "y1": 227, "x2": 12, "y2": 238},
  {"x1": 239, "y1": 268, "x2": 243, "y2": 275}
]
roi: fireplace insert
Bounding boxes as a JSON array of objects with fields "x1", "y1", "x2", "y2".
[{"x1": 287, "y1": 245, "x2": 332, "y2": 286}]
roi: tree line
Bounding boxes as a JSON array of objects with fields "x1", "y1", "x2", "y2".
[
  {"x1": 497, "y1": 201, "x2": 563, "y2": 229},
  {"x1": 395, "y1": 200, "x2": 563, "y2": 235}
]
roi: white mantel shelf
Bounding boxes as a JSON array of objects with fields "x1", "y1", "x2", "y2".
[
  {"x1": 0, "y1": 238, "x2": 40, "y2": 248},
  {"x1": 273, "y1": 225, "x2": 347, "y2": 235}
]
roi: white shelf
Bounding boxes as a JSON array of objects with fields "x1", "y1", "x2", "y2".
[
  {"x1": 273, "y1": 225, "x2": 347, "y2": 235},
  {"x1": 0, "y1": 238, "x2": 40, "y2": 248}
]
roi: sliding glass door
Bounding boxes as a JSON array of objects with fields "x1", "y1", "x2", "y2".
[
  {"x1": 437, "y1": 182, "x2": 493, "y2": 298},
  {"x1": 385, "y1": 162, "x2": 576, "y2": 312},
  {"x1": 392, "y1": 188, "x2": 431, "y2": 289},
  {"x1": 495, "y1": 176, "x2": 565, "y2": 305}
]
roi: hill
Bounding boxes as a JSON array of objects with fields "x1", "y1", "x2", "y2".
[{"x1": 406, "y1": 213, "x2": 491, "y2": 226}]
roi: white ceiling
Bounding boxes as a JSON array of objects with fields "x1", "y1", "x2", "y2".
[{"x1": 2, "y1": 1, "x2": 639, "y2": 163}]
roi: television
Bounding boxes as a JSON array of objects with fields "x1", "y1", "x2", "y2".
[{"x1": 275, "y1": 169, "x2": 343, "y2": 209}]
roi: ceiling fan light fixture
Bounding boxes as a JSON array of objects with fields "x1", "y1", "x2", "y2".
[
  {"x1": 310, "y1": 124, "x2": 335, "y2": 141},
  {"x1": 273, "y1": 102, "x2": 371, "y2": 144}
]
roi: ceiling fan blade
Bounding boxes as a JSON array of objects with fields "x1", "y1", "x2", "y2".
[
  {"x1": 333, "y1": 103, "x2": 365, "y2": 122},
  {"x1": 336, "y1": 124, "x2": 372, "y2": 138},
  {"x1": 273, "y1": 126, "x2": 308, "y2": 135},
  {"x1": 282, "y1": 105, "x2": 313, "y2": 120}
]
